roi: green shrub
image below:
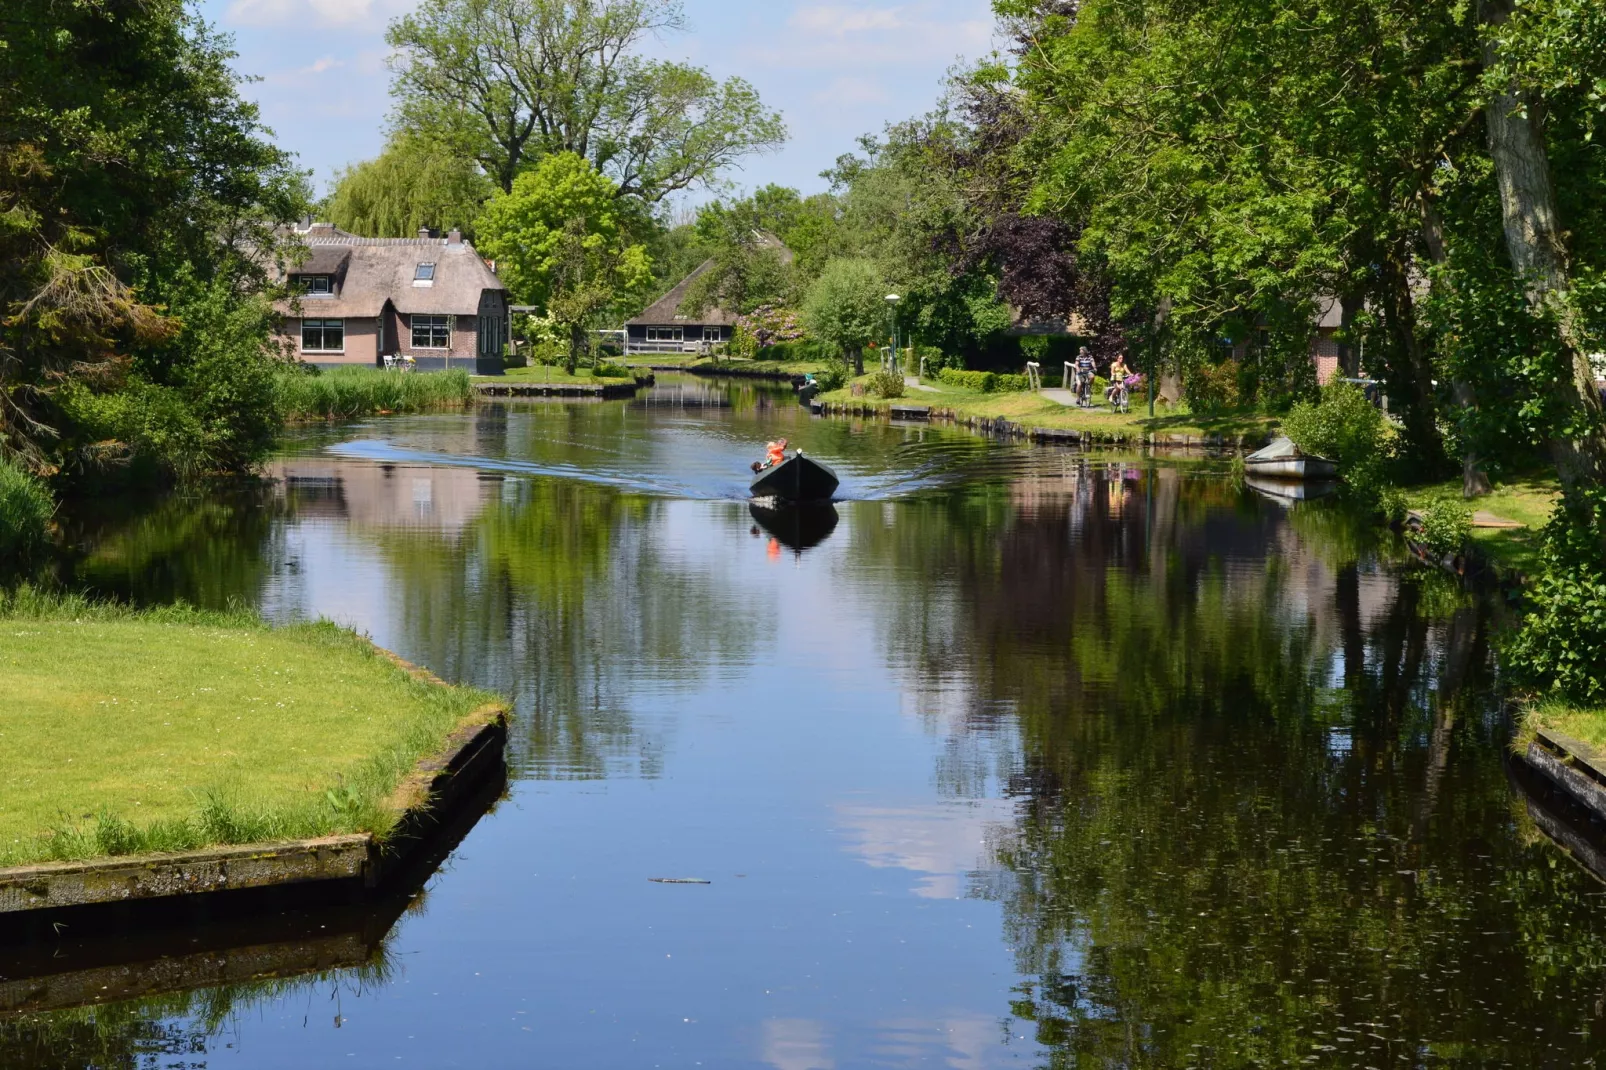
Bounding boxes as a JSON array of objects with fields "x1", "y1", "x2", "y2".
[
  {"x1": 1185, "y1": 359, "x2": 1242, "y2": 413},
  {"x1": 1281, "y1": 380, "x2": 1392, "y2": 496},
  {"x1": 815, "y1": 360, "x2": 849, "y2": 392},
  {"x1": 865, "y1": 369, "x2": 905, "y2": 399},
  {"x1": 0, "y1": 458, "x2": 54, "y2": 565},
  {"x1": 275, "y1": 367, "x2": 473, "y2": 421},
  {"x1": 939, "y1": 368, "x2": 997, "y2": 392},
  {"x1": 1378, "y1": 487, "x2": 1410, "y2": 524},
  {"x1": 1507, "y1": 489, "x2": 1606, "y2": 705},
  {"x1": 1415, "y1": 499, "x2": 1472, "y2": 558},
  {"x1": 593, "y1": 361, "x2": 631, "y2": 380}
]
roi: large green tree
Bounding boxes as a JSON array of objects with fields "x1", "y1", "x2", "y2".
[
  {"x1": 385, "y1": 0, "x2": 786, "y2": 199},
  {"x1": 801, "y1": 259, "x2": 888, "y2": 376},
  {"x1": 324, "y1": 135, "x2": 494, "y2": 240},
  {"x1": 475, "y1": 152, "x2": 650, "y2": 370},
  {"x1": 0, "y1": 0, "x2": 307, "y2": 480}
]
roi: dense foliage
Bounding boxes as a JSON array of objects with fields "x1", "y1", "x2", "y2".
[
  {"x1": 801, "y1": 260, "x2": 889, "y2": 375},
  {"x1": 1281, "y1": 382, "x2": 1394, "y2": 499},
  {"x1": 0, "y1": 0, "x2": 307, "y2": 484},
  {"x1": 475, "y1": 153, "x2": 652, "y2": 370},
  {"x1": 0, "y1": 458, "x2": 52, "y2": 566}
]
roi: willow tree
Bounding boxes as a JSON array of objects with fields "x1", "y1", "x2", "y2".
[{"x1": 325, "y1": 136, "x2": 493, "y2": 239}]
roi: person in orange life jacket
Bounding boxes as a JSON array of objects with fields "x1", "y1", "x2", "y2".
[{"x1": 751, "y1": 437, "x2": 789, "y2": 473}]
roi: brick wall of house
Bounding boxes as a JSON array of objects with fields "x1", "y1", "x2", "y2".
[
  {"x1": 397, "y1": 311, "x2": 479, "y2": 365},
  {"x1": 280, "y1": 317, "x2": 381, "y2": 366}
]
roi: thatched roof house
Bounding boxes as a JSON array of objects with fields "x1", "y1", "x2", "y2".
[
  {"x1": 624, "y1": 232, "x2": 791, "y2": 356},
  {"x1": 274, "y1": 223, "x2": 509, "y2": 373}
]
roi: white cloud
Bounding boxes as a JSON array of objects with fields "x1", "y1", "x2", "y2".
[
  {"x1": 833, "y1": 800, "x2": 1012, "y2": 900},
  {"x1": 762, "y1": 1019, "x2": 834, "y2": 1070}
]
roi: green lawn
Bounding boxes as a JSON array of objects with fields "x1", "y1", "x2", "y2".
[
  {"x1": 478, "y1": 365, "x2": 639, "y2": 385},
  {"x1": 1404, "y1": 472, "x2": 1560, "y2": 573},
  {"x1": 0, "y1": 597, "x2": 501, "y2": 867},
  {"x1": 1524, "y1": 703, "x2": 1606, "y2": 754},
  {"x1": 819, "y1": 377, "x2": 1275, "y2": 441}
]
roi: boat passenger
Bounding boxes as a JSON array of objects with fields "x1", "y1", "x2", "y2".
[{"x1": 766, "y1": 438, "x2": 788, "y2": 467}]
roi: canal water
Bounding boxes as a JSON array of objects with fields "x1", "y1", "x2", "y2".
[{"x1": 7, "y1": 375, "x2": 1606, "y2": 1067}]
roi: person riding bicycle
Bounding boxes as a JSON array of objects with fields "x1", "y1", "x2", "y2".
[
  {"x1": 1105, "y1": 354, "x2": 1132, "y2": 405},
  {"x1": 1073, "y1": 347, "x2": 1097, "y2": 406}
]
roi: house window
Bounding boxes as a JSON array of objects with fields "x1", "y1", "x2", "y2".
[
  {"x1": 703, "y1": 326, "x2": 722, "y2": 343},
  {"x1": 301, "y1": 318, "x2": 344, "y2": 353},
  {"x1": 412, "y1": 314, "x2": 451, "y2": 349},
  {"x1": 415, "y1": 263, "x2": 435, "y2": 281},
  {"x1": 646, "y1": 326, "x2": 683, "y2": 342},
  {"x1": 299, "y1": 275, "x2": 332, "y2": 296}
]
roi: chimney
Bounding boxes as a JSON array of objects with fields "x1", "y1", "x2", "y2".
[
  {"x1": 447, "y1": 228, "x2": 463, "y2": 245},
  {"x1": 418, "y1": 226, "x2": 432, "y2": 240}
]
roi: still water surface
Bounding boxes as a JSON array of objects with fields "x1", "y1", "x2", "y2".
[{"x1": 8, "y1": 375, "x2": 1606, "y2": 1067}]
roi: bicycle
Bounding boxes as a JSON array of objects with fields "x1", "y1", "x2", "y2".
[
  {"x1": 1074, "y1": 370, "x2": 1094, "y2": 408},
  {"x1": 1108, "y1": 378, "x2": 1129, "y2": 414}
]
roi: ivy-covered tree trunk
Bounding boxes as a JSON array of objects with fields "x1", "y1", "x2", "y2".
[{"x1": 1480, "y1": 0, "x2": 1606, "y2": 501}]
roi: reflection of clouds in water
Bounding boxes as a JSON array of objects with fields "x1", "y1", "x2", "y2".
[
  {"x1": 762, "y1": 1018, "x2": 834, "y2": 1070},
  {"x1": 834, "y1": 801, "x2": 1015, "y2": 899},
  {"x1": 871, "y1": 1016, "x2": 1012, "y2": 1069}
]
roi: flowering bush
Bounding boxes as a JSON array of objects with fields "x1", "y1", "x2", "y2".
[{"x1": 733, "y1": 305, "x2": 805, "y2": 357}]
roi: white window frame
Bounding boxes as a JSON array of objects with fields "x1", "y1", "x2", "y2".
[
  {"x1": 646, "y1": 326, "x2": 683, "y2": 342},
  {"x1": 412, "y1": 314, "x2": 451, "y2": 350},
  {"x1": 703, "y1": 326, "x2": 722, "y2": 343},
  {"x1": 301, "y1": 275, "x2": 332, "y2": 296},
  {"x1": 301, "y1": 318, "x2": 344, "y2": 353}
]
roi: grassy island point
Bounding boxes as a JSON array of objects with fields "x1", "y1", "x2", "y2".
[{"x1": 0, "y1": 593, "x2": 503, "y2": 870}]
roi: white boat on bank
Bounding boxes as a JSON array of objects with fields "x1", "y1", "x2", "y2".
[{"x1": 1243, "y1": 436, "x2": 1338, "y2": 480}]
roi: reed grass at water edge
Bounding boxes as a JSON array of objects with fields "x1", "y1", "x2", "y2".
[{"x1": 275, "y1": 367, "x2": 474, "y2": 421}]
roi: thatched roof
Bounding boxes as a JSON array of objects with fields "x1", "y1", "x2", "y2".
[
  {"x1": 626, "y1": 231, "x2": 792, "y2": 327},
  {"x1": 275, "y1": 226, "x2": 505, "y2": 319}
]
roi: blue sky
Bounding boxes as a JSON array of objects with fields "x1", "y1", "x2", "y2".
[{"x1": 192, "y1": 0, "x2": 1000, "y2": 204}]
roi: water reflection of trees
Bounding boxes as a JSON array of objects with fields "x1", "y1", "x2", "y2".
[
  {"x1": 856, "y1": 464, "x2": 1606, "y2": 1063},
  {"x1": 371, "y1": 477, "x2": 762, "y2": 778}
]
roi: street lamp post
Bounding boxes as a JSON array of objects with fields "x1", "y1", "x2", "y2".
[{"x1": 884, "y1": 293, "x2": 901, "y2": 376}]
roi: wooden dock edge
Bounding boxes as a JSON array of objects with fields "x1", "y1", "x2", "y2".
[
  {"x1": 1524, "y1": 728, "x2": 1606, "y2": 821},
  {"x1": 0, "y1": 709, "x2": 509, "y2": 919}
]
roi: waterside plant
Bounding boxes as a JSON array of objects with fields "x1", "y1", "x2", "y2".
[{"x1": 275, "y1": 366, "x2": 474, "y2": 421}]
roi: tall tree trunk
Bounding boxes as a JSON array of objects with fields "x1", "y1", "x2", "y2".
[
  {"x1": 1480, "y1": 0, "x2": 1606, "y2": 499},
  {"x1": 1420, "y1": 197, "x2": 1492, "y2": 497},
  {"x1": 1377, "y1": 248, "x2": 1445, "y2": 469}
]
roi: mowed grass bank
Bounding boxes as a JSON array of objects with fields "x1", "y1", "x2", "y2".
[
  {"x1": 276, "y1": 366, "x2": 474, "y2": 421},
  {"x1": 0, "y1": 592, "x2": 501, "y2": 868},
  {"x1": 819, "y1": 376, "x2": 1275, "y2": 441}
]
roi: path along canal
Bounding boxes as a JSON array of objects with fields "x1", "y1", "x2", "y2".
[{"x1": 9, "y1": 374, "x2": 1606, "y2": 1066}]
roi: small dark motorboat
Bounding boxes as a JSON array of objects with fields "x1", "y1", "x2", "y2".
[
  {"x1": 749, "y1": 501, "x2": 839, "y2": 552},
  {"x1": 750, "y1": 452, "x2": 839, "y2": 503}
]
